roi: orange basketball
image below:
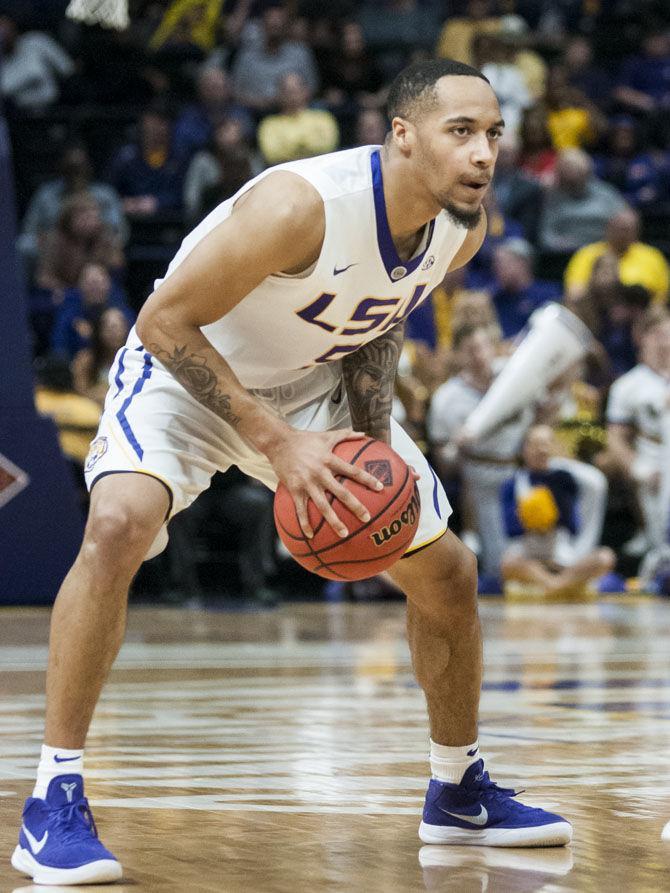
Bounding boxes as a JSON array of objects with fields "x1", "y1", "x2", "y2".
[{"x1": 274, "y1": 437, "x2": 420, "y2": 581}]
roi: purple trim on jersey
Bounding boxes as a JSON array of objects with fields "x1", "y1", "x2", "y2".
[
  {"x1": 429, "y1": 464, "x2": 442, "y2": 519},
  {"x1": 116, "y1": 352, "x2": 153, "y2": 460},
  {"x1": 370, "y1": 149, "x2": 435, "y2": 282},
  {"x1": 113, "y1": 348, "x2": 128, "y2": 398}
]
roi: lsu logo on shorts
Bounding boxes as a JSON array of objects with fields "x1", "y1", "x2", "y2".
[{"x1": 85, "y1": 436, "x2": 108, "y2": 472}]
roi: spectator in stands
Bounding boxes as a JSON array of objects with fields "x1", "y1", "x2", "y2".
[
  {"x1": 35, "y1": 194, "x2": 124, "y2": 297},
  {"x1": 72, "y1": 307, "x2": 131, "y2": 405},
  {"x1": 569, "y1": 252, "x2": 651, "y2": 381},
  {"x1": 473, "y1": 32, "x2": 531, "y2": 134},
  {"x1": 173, "y1": 66, "x2": 253, "y2": 160},
  {"x1": 231, "y1": 3, "x2": 318, "y2": 113},
  {"x1": 542, "y1": 63, "x2": 607, "y2": 151},
  {"x1": 19, "y1": 143, "x2": 127, "y2": 272},
  {"x1": 427, "y1": 322, "x2": 534, "y2": 578},
  {"x1": 593, "y1": 116, "x2": 666, "y2": 210},
  {"x1": 492, "y1": 132, "x2": 542, "y2": 242},
  {"x1": 50, "y1": 263, "x2": 134, "y2": 361},
  {"x1": 0, "y1": 12, "x2": 74, "y2": 111},
  {"x1": 319, "y1": 20, "x2": 385, "y2": 144},
  {"x1": 518, "y1": 105, "x2": 557, "y2": 186},
  {"x1": 357, "y1": 0, "x2": 441, "y2": 80},
  {"x1": 183, "y1": 116, "x2": 257, "y2": 223},
  {"x1": 466, "y1": 186, "x2": 525, "y2": 279},
  {"x1": 500, "y1": 424, "x2": 614, "y2": 596},
  {"x1": 33, "y1": 353, "x2": 101, "y2": 499},
  {"x1": 489, "y1": 237, "x2": 562, "y2": 340},
  {"x1": 603, "y1": 309, "x2": 670, "y2": 551},
  {"x1": 109, "y1": 107, "x2": 188, "y2": 217},
  {"x1": 354, "y1": 108, "x2": 388, "y2": 148},
  {"x1": 537, "y1": 148, "x2": 627, "y2": 259},
  {"x1": 435, "y1": 0, "x2": 500, "y2": 67},
  {"x1": 614, "y1": 31, "x2": 670, "y2": 123},
  {"x1": 257, "y1": 71, "x2": 339, "y2": 165},
  {"x1": 562, "y1": 35, "x2": 612, "y2": 109},
  {"x1": 497, "y1": 15, "x2": 546, "y2": 102},
  {"x1": 564, "y1": 207, "x2": 669, "y2": 305}
]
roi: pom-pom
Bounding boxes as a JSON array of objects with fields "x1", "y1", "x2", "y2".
[{"x1": 517, "y1": 485, "x2": 559, "y2": 533}]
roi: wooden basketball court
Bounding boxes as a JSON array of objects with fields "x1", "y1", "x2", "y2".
[{"x1": 2, "y1": 596, "x2": 670, "y2": 892}]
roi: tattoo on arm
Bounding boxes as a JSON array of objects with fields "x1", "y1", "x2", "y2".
[
  {"x1": 342, "y1": 324, "x2": 404, "y2": 442},
  {"x1": 147, "y1": 342, "x2": 242, "y2": 427}
]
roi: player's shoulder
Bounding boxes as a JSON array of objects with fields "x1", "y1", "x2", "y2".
[
  {"x1": 275, "y1": 146, "x2": 377, "y2": 200},
  {"x1": 232, "y1": 169, "x2": 325, "y2": 243}
]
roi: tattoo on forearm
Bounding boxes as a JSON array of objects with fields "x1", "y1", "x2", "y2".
[
  {"x1": 147, "y1": 342, "x2": 242, "y2": 427},
  {"x1": 342, "y1": 324, "x2": 404, "y2": 440}
]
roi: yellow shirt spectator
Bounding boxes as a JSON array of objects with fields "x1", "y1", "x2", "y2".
[
  {"x1": 35, "y1": 388, "x2": 101, "y2": 464},
  {"x1": 258, "y1": 108, "x2": 339, "y2": 165},
  {"x1": 435, "y1": 17, "x2": 500, "y2": 66},
  {"x1": 564, "y1": 241, "x2": 670, "y2": 304},
  {"x1": 547, "y1": 106, "x2": 594, "y2": 149}
]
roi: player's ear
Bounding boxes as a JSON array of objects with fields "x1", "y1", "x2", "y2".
[{"x1": 391, "y1": 116, "x2": 415, "y2": 155}]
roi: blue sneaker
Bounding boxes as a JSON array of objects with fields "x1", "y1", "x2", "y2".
[
  {"x1": 419, "y1": 760, "x2": 572, "y2": 847},
  {"x1": 11, "y1": 774, "x2": 122, "y2": 885}
]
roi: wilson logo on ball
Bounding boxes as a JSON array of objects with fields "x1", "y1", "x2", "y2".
[{"x1": 370, "y1": 485, "x2": 419, "y2": 547}]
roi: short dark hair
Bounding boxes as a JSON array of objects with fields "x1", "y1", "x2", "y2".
[{"x1": 387, "y1": 59, "x2": 490, "y2": 122}]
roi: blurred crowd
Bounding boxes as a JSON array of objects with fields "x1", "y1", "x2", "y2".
[{"x1": 7, "y1": 0, "x2": 670, "y2": 600}]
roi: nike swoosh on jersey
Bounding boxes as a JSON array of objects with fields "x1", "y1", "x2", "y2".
[
  {"x1": 333, "y1": 263, "x2": 358, "y2": 275},
  {"x1": 22, "y1": 825, "x2": 48, "y2": 854},
  {"x1": 438, "y1": 805, "x2": 489, "y2": 826}
]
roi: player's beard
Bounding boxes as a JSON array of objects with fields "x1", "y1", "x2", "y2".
[{"x1": 442, "y1": 201, "x2": 483, "y2": 230}]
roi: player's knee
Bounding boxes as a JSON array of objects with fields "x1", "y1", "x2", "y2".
[
  {"x1": 412, "y1": 536, "x2": 478, "y2": 611},
  {"x1": 82, "y1": 503, "x2": 159, "y2": 568}
]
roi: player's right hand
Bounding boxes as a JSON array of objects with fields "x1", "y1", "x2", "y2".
[{"x1": 266, "y1": 428, "x2": 384, "y2": 539}]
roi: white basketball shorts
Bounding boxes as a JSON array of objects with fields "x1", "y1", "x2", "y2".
[{"x1": 84, "y1": 345, "x2": 452, "y2": 558}]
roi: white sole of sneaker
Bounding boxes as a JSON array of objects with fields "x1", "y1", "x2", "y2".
[
  {"x1": 11, "y1": 844, "x2": 123, "y2": 885},
  {"x1": 418, "y1": 820, "x2": 573, "y2": 847}
]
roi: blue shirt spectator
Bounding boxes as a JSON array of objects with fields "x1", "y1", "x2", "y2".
[
  {"x1": 51, "y1": 263, "x2": 135, "y2": 359},
  {"x1": 173, "y1": 66, "x2": 254, "y2": 160},
  {"x1": 490, "y1": 238, "x2": 562, "y2": 339},
  {"x1": 614, "y1": 33, "x2": 670, "y2": 113},
  {"x1": 109, "y1": 109, "x2": 188, "y2": 215},
  {"x1": 593, "y1": 117, "x2": 665, "y2": 209}
]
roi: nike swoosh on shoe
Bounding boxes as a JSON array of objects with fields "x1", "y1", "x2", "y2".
[
  {"x1": 438, "y1": 805, "x2": 489, "y2": 826},
  {"x1": 22, "y1": 825, "x2": 48, "y2": 854}
]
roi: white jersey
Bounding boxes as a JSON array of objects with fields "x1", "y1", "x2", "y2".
[
  {"x1": 606, "y1": 363, "x2": 670, "y2": 467},
  {"x1": 127, "y1": 146, "x2": 467, "y2": 398}
]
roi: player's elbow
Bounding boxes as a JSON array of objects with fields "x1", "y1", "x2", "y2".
[
  {"x1": 135, "y1": 300, "x2": 157, "y2": 348},
  {"x1": 136, "y1": 297, "x2": 179, "y2": 351}
]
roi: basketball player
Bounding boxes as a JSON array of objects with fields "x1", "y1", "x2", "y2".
[{"x1": 12, "y1": 59, "x2": 571, "y2": 886}]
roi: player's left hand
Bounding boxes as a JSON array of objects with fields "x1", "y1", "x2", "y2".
[{"x1": 266, "y1": 427, "x2": 385, "y2": 538}]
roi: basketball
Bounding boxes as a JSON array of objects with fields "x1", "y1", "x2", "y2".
[{"x1": 274, "y1": 437, "x2": 420, "y2": 580}]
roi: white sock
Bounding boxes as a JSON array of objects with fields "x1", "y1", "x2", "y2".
[
  {"x1": 430, "y1": 739, "x2": 480, "y2": 784},
  {"x1": 32, "y1": 744, "x2": 84, "y2": 799}
]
